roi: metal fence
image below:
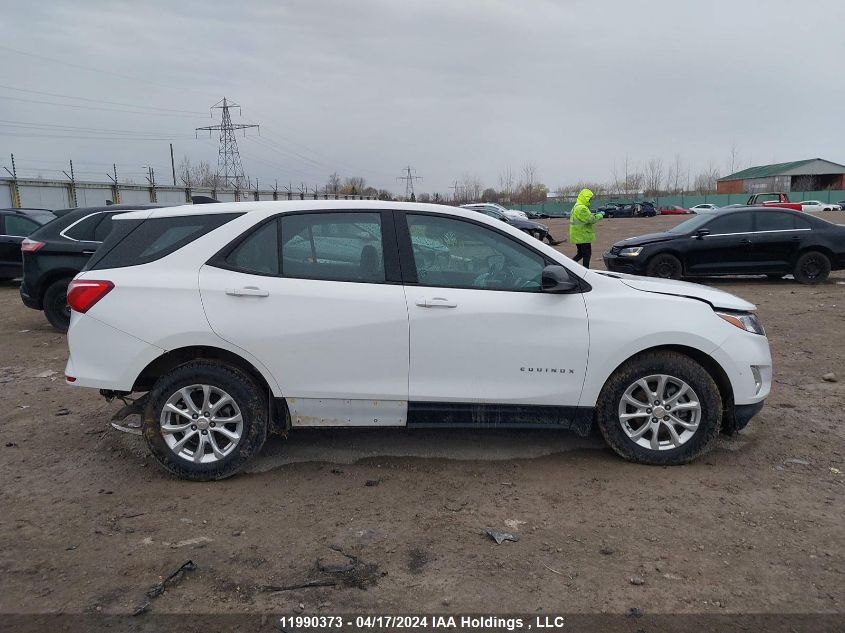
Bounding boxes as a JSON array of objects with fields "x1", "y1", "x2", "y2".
[
  {"x1": 0, "y1": 177, "x2": 376, "y2": 210},
  {"x1": 513, "y1": 190, "x2": 845, "y2": 217}
]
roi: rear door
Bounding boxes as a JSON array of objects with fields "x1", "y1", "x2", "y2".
[
  {"x1": 751, "y1": 211, "x2": 812, "y2": 272},
  {"x1": 684, "y1": 211, "x2": 754, "y2": 274},
  {"x1": 200, "y1": 210, "x2": 410, "y2": 427},
  {"x1": 397, "y1": 211, "x2": 590, "y2": 423}
]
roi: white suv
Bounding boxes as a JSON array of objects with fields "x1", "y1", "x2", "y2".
[{"x1": 65, "y1": 201, "x2": 771, "y2": 480}]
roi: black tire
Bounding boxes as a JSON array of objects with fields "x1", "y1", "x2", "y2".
[
  {"x1": 793, "y1": 251, "x2": 830, "y2": 284},
  {"x1": 142, "y1": 361, "x2": 268, "y2": 481},
  {"x1": 43, "y1": 278, "x2": 71, "y2": 333},
  {"x1": 646, "y1": 253, "x2": 683, "y2": 279},
  {"x1": 595, "y1": 350, "x2": 722, "y2": 465}
]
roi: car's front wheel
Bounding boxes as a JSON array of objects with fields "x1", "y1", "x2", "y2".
[
  {"x1": 793, "y1": 251, "x2": 830, "y2": 284},
  {"x1": 143, "y1": 361, "x2": 268, "y2": 481},
  {"x1": 595, "y1": 351, "x2": 722, "y2": 465},
  {"x1": 646, "y1": 253, "x2": 683, "y2": 279}
]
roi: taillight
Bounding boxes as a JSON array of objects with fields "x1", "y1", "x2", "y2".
[
  {"x1": 21, "y1": 238, "x2": 45, "y2": 253},
  {"x1": 66, "y1": 280, "x2": 114, "y2": 313}
]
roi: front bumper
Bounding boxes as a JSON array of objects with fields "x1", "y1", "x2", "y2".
[
  {"x1": 603, "y1": 252, "x2": 647, "y2": 275},
  {"x1": 731, "y1": 400, "x2": 765, "y2": 432}
]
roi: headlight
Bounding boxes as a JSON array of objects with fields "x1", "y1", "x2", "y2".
[
  {"x1": 716, "y1": 311, "x2": 765, "y2": 336},
  {"x1": 618, "y1": 247, "x2": 643, "y2": 257}
]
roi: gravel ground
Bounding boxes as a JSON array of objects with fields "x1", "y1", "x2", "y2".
[{"x1": 0, "y1": 210, "x2": 842, "y2": 624}]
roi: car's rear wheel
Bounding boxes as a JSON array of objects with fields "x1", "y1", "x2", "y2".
[
  {"x1": 793, "y1": 251, "x2": 830, "y2": 284},
  {"x1": 43, "y1": 278, "x2": 71, "y2": 333},
  {"x1": 595, "y1": 351, "x2": 722, "y2": 465},
  {"x1": 646, "y1": 253, "x2": 683, "y2": 279},
  {"x1": 143, "y1": 361, "x2": 268, "y2": 481}
]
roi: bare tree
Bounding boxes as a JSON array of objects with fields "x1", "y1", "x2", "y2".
[
  {"x1": 461, "y1": 174, "x2": 483, "y2": 202},
  {"x1": 498, "y1": 166, "x2": 515, "y2": 200},
  {"x1": 341, "y1": 176, "x2": 366, "y2": 195},
  {"x1": 326, "y1": 172, "x2": 341, "y2": 195},
  {"x1": 693, "y1": 161, "x2": 720, "y2": 194},
  {"x1": 644, "y1": 158, "x2": 664, "y2": 196}
]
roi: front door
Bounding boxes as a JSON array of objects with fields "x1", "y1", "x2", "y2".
[
  {"x1": 199, "y1": 210, "x2": 410, "y2": 427},
  {"x1": 397, "y1": 212, "x2": 590, "y2": 426}
]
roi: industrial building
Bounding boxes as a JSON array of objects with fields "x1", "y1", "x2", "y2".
[{"x1": 716, "y1": 158, "x2": 845, "y2": 194}]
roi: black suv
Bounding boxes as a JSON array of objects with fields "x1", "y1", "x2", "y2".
[
  {"x1": 20, "y1": 204, "x2": 160, "y2": 331},
  {"x1": 1, "y1": 209, "x2": 55, "y2": 280}
]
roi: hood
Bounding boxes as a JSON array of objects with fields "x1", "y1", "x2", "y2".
[
  {"x1": 507, "y1": 217, "x2": 545, "y2": 229},
  {"x1": 576, "y1": 188, "x2": 593, "y2": 206},
  {"x1": 595, "y1": 271, "x2": 756, "y2": 311},
  {"x1": 614, "y1": 231, "x2": 682, "y2": 247}
]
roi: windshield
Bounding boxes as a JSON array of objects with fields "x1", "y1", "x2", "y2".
[{"x1": 668, "y1": 214, "x2": 714, "y2": 234}]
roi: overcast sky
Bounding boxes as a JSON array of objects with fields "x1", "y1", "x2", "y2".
[{"x1": 1, "y1": 0, "x2": 843, "y2": 194}]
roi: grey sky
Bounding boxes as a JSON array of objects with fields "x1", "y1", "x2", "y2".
[{"x1": 2, "y1": 0, "x2": 843, "y2": 194}]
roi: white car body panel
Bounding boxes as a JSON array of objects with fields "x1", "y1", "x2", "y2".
[
  {"x1": 67, "y1": 200, "x2": 772, "y2": 430},
  {"x1": 199, "y1": 265, "x2": 410, "y2": 402},
  {"x1": 406, "y1": 286, "x2": 589, "y2": 404}
]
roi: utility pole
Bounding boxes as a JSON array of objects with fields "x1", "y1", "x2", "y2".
[
  {"x1": 3, "y1": 154, "x2": 21, "y2": 208},
  {"x1": 196, "y1": 97, "x2": 259, "y2": 190},
  {"x1": 396, "y1": 165, "x2": 422, "y2": 201},
  {"x1": 62, "y1": 160, "x2": 77, "y2": 207},
  {"x1": 106, "y1": 163, "x2": 121, "y2": 204},
  {"x1": 170, "y1": 143, "x2": 176, "y2": 186},
  {"x1": 143, "y1": 165, "x2": 157, "y2": 202}
]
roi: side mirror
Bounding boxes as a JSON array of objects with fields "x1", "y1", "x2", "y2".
[
  {"x1": 542, "y1": 265, "x2": 579, "y2": 293},
  {"x1": 694, "y1": 228, "x2": 711, "y2": 239}
]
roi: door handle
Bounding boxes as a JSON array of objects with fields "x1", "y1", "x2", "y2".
[
  {"x1": 81, "y1": 249, "x2": 97, "y2": 256},
  {"x1": 415, "y1": 296, "x2": 457, "y2": 308},
  {"x1": 791, "y1": 235, "x2": 801, "y2": 241},
  {"x1": 739, "y1": 238, "x2": 752, "y2": 245},
  {"x1": 225, "y1": 286, "x2": 269, "y2": 297}
]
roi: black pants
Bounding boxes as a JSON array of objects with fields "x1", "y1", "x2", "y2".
[{"x1": 572, "y1": 243, "x2": 592, "y2": 268}]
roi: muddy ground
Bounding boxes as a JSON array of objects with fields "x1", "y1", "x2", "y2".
[{"x1": 0, "y1": 211, "x2": 843, "y2": 625}]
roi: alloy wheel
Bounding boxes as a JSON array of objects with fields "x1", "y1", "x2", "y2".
[
  {"x1": 618, "y1": 374, "x2": 701, "y2": 451},
  {"x1": 160, "y1": 384, "x2": 243, "y2": 463}
]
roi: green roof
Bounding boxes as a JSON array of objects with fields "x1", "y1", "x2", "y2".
[{"x1": 719, "y1": 158, "x2": 845, "y2": 182}]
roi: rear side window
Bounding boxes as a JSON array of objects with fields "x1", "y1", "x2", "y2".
[
  {"x1": 89, "y1": 213, "x2": 242, "y2": 270},
  {"x1": 756, "y1": 211, "x2": 798, "y2": 232},
  {"x1": 63, "y1": 213, "x2": 102, "y2": 241},
  {"x1": 224, "y1": 219, "x2": 280, "y2": 275},
  {"x1": 705, "y1": 212, "x2": 753, "y2": 235},
  {"x1": 280, "y1": 212, "x2": 385, "y2": 282}
]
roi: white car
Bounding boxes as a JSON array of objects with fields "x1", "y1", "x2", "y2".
[
  {"x1": 65, "y1": 201, "x2": 771, "y2": 480},
  {"x1": 799, "y1": 200, "x2": 841, "y2": 212},
  {"x1": 461, "y1": 202, "x2": 528, "y2": 220},
  {"x1": 690, "y1": 203, "x2": 720, "y2": 213}
]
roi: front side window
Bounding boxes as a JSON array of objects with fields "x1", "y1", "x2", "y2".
[
  {"x1": 4, "y1": 215, "x2": 40, "y2": 237},
  {"x1": 705, "y1": 212, "x2": 753, "y2": 235},
  {"x1": 405, "y1": 214, "x2": 545, "y2": 291},
  {"x1": 280, "y1": 212, "x2": 385, "y2": 282}
]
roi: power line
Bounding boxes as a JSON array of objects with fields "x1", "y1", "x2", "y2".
[
  {"x1": 0, "y1": 119, "x2": 187, "y2": 137},
  {"x1": 196, "y1": 97, "x2": 259, "y2": 189},
  {"x1": 0, "y1": 94, "x2": 202, "y2": 118},
  {"x1": 0, "y1": 84, "x2": 207, "y2": 115}
]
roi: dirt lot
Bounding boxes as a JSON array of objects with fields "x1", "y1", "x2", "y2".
[{"x1": 0, "y1": 211, "x2": 843, "y2": 625}]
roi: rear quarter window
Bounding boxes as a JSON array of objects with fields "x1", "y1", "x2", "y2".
[
  {"x1": 63, "y1": 213, "x2": 103, "y2": 241},
  {"x1": 88, "y1": 213, "x2": 242, "y2": 270}
]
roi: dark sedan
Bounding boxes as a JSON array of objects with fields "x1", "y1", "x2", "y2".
[
  {"x1": 603, "y1": 206, "x2": 845, "y2": 284},
  {"x1": 0, "y1": 209, "x2": 55, "y2": 280}
]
